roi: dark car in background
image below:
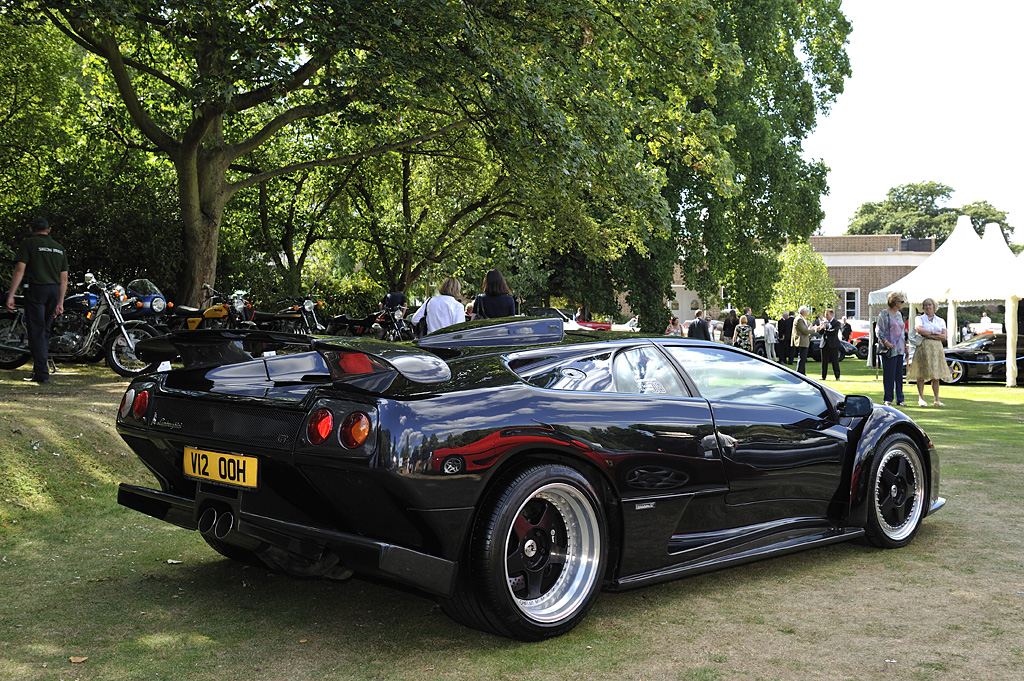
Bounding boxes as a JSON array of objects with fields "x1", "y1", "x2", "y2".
[
  {"x1": 944, "y1": 333, "x2": 1024, "y2": 384},
  {"x1": 115, "y1": 321, "x2": 943, "y2": 640},
  {"x1": 755, "y1": 336, "x2": 857, "y2": 362}
]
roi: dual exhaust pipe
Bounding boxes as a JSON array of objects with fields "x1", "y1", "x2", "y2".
[{"x1": 197, "y1": 506, "x2": 261, "y2": 550}]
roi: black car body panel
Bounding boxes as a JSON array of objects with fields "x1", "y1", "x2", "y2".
[
  {"x1": 117, "y1": 323, "x2": 942, "y2": 639},
  {"x1": 943, "y1": 333, "x2": 1024, "y2": 383}
]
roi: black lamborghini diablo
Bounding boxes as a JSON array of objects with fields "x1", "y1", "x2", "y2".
[{"x1": 116, "y1": 319, "x2": 943, "y2": 640}]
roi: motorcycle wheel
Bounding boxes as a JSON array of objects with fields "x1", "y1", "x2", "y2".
[
  {"x1": 0, "y1": 315, "x2": 30, "y2": 370},
  {"x1": 104, "y1": 324, "x2": 161, "y2": 377}
]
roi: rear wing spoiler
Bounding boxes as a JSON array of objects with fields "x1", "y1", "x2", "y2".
[
  {"x1": 416, "y1": 318, "x2": 564, "y2": 348},
  {"x1": 134, "y1": 329, "x2": 452, "y2": 384}
]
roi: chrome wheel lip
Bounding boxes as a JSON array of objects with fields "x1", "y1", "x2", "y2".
[
  {"x1": 948, "y1": 360, "x2": 964, "y2": 383},
  {"x1": 505, "y1": 482, "x2": 601, "y2": 624},
  {"x1": 873, "y1": 444, "x2": 925, "y2": 542}
]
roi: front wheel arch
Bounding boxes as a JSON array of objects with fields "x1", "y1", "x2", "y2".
[{"x1": 863, "y1": 432, "x2": 927, "y2": 549}]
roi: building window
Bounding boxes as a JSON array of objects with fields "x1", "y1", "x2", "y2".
[{"x1": 842, "y1": 290, "x2": 859, "y2": 319}]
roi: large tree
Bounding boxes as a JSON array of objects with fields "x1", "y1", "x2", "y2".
[
  {"x1": 846, "y1": 181, "x2": 1014, "y2": 245},
  {"x1": 14, "y1": 1, "x2": 744, "y2": 305},
  {"x1": 666, "y1": 0, "x2": 851, "y2": 309}
]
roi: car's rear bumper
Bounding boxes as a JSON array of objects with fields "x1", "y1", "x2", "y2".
[{"x1": 118, "y1": 483, "x2": 458, "y2": 596}]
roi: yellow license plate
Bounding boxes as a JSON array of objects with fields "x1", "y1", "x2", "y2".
[{"x1": 184, "y1": 447, "x2": 258, "y2": 489}]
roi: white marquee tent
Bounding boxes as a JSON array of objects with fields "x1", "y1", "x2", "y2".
[{"x1": 867, "y1": 216, "x2": 1023, "y2": 387}]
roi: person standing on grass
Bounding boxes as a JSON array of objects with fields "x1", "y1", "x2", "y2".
[
  {"x1": 875, "y1": 291, "x2": 907, "y2": 407},
  {"x1": 5, "y1": 217, "x2": 68, "y2": 385},
  {"x1": 907, "y1": 297, "x2": 952, "y2": 407},
  {"x1": 721, "y1": 309, "x2": 738, "y2": 346},
  {"x1": 763, "y1": 319, "x2": 778, "y2": 361},
  {"x1": 791, "y1": 306, "x2": 812, "y2": 375},
  {"x1": 818, "y1": 308, "x2": 843, "y2": 381},
  {"x1": 732, "y1": 314, "x2": 753, "y2": 351}
]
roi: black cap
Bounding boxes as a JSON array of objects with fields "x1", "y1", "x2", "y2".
[{"x1": 30, "y1": 217, "x2": 49, "y2": 232}]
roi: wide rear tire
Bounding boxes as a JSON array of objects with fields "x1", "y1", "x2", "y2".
[{"x1": 441, "y1": 464, "x2": 607, "y2": 640}]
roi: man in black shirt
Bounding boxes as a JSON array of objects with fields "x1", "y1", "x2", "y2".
[{"x1": 5, "y1": 217, "x2": 68, "y2": 384}]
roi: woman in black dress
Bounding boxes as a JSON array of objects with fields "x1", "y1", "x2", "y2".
[{"x1": 473, "y1": 269, "x2": 516, "y2": 319}]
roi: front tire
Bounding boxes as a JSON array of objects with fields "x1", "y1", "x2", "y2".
[
  {"x1": 856, "y1": 342, "x2": 869, "y2": 360},
  {"x1": 104, "y1": 325, "x2": 161, "y2": 377},
  {"x1": 0, "y1": 315, "x2": 30, "y2": 369},
  {"x1": 442, "y1": 464, "x2": 607, "y2": 640},
  {"x1": 946, "y1": 359, "x2": 967, "y2": 384},
  {"x1": 865, "y1": 434, "x2": 926, "y2": 549}
]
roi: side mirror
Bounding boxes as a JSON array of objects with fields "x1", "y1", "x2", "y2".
[
  {"x1": 84, "y1": 272, "x2": 96, "y2": 284},
  {"x1": 840, "y1": 394, "x2": 873, "y2": 417}
]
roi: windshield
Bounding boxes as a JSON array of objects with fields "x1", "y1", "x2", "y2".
[
  {"x1": 952, "y1": 335, "x2": 998, "y2": 350},
  {"x1": 127, "y1": 279, "x2": 163, "y2": 296}
]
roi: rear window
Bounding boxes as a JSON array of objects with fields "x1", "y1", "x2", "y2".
[{"x1": 522, "y1": 352, "x2": 615, "y2": 392}]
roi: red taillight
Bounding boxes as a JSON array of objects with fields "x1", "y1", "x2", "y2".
[
  {"x1": 307, "y1": 409, "x2": 334, "y2": 445},
  {"x1": 132, "y1": 390, "x2": 150, "y2": 420},
  {"x1": 340, "y1": 412, "x2": 371, "y2": 449}
]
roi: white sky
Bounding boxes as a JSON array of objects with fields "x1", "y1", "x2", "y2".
[{"x1": 802, "y1": 1, "x2": 1024, "y2": 243}]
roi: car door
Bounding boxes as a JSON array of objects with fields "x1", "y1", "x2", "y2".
[
  {"x1": 515, "y1": 343, "x2": 730, "y2": 576},
  {"x1": 664, "y1": 345, "x2": 848, "y2": 529}
]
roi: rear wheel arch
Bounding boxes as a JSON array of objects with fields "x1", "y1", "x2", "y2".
[
  {"x1": 478, "y1": 450, "x2": 623, "y2": 557},
  {"x1": 439, "y1": 449, "x2": 623, "y2": 639}
]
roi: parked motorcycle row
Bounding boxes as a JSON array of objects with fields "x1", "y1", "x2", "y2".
[
  {"x1": 0, "y1": 277, "x2": 415, "y2": 378},
  {"x1": 0, "y1": 274, "x2": 164, "y2": 377}
]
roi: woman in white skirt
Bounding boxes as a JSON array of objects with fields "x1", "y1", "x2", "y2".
[{"x1": 907, "y1": 297, "x2": 952, "y2": 407}]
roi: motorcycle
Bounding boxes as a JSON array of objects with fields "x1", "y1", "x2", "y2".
[
  {"x1": 123, "y1": 278, "x2": 169, "y2": 329},
  {"x1": 163, "y1": 284, "x2": 256, "y2": 331},
  {"x1": 0, "y1": 273, "x2": 161, "y2": 377},
  {"x1": 253, "y1": 294, "x2": 327, "y2": 335},
  {"x1": 326, "y1": 304, "x2": 413, "y2": 341}
]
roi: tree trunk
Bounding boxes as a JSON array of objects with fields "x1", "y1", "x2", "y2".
[{"x1": 174, "y1": 150, "x2": 230, "y2": 307}]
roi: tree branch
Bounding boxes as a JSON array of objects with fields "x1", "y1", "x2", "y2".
[{"x1": 228, "y1": 119, "x2": 471, "y2": 193}]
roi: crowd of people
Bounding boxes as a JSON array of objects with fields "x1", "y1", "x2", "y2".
[
  {"x1": 4, "y1": 214, "x2": 960, "y2": 411},
  {"x1": 660, "y1": 295, "x2": 956, "y2": 409}
]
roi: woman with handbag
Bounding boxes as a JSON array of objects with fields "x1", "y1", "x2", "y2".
[
  {"x1": 410, "y1": 277, "x2": 465, "y2": 336},
  {"x1": 875, "y1": 292, "x2": 907, "y2": 407},
  {"x1": 907, "y1": 297, "x2": 952, "y2": 406}
]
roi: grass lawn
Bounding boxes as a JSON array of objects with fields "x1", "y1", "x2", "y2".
[{"x1": 2, "y1": 359, "x2": 1023, "y2": 681}]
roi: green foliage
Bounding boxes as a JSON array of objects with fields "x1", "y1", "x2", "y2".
[
  {"x1": 768, "y1": 243, "x2": 837, "y2": 318},
  {"x1": 845, "y1": 182, "x2": 1014, "y2": 245},
  {"x1": 0, "y1": 20, "x2": 81, "y2": 213},
  {"x1": 10, "y1": 0, "x2": 746, "y2": 305},
  {"x1": 666, "y1": 0, "x2": 851, "y2": 309},
  {"x1": 302, "y1": 248, "x2": 385, "y2": 317}
]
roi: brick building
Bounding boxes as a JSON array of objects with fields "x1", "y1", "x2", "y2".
[{"x1": 809, "y1": 234, "x2": 934, "y2": 320}]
